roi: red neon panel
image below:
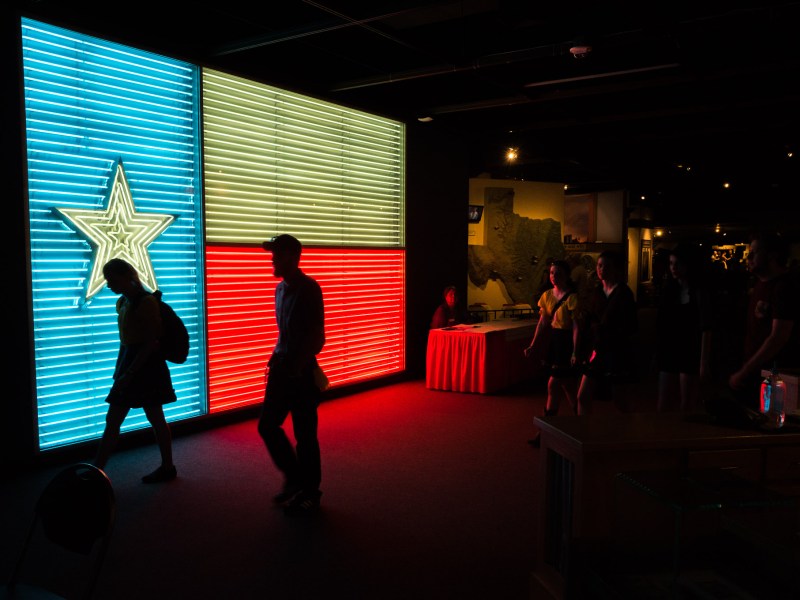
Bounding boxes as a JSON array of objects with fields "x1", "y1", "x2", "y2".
[{"x1": 206, "y1": 246, "x2": 405, "y2": 413}]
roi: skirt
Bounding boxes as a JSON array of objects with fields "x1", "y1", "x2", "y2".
[
  {"x1": 106, "y1": 344, "x2": 177, "y2": 408},
  {"x1": 545, "y1": 328, "x2": 576, "y2": 379}
]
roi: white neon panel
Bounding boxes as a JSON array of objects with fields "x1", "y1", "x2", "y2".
[
  {"x1": 202, "y1": 69, "x2": 405, "y2": 246},
  {"x1": 22, "y1": 18, "x2": 207, "y2": 450}
]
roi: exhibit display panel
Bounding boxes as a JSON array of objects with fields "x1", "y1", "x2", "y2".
[
  {"x1": 22, "y1": 18, "x2": 206, "y2": 450},
  {"x1": 206, "y1": 247, "x2": 405, "y2": 412},
  {"x1": 21, "y1": 18, "x2": 406, "y2": 450},
  {"x1": 201, "y1": 71, "x2": 406, "y2": 412}
]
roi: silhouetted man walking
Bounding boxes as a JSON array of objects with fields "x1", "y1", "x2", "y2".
[{"x1": 258, "y1": 234, "x2": 325, "y2": 516}]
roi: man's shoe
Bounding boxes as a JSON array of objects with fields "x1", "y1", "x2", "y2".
[
  {"x1": 141, "y1": 464, "x2": 177, "y2": 483},
  {"x1": 273, "y1": 481, "x2": 301, "y2": 504},
  {"x1": 284, "y1": 490, "x2": 322, "y2": 517}
]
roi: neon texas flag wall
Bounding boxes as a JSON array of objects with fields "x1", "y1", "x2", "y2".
[{"x1": 22, "y1": 18, "x2": 405, "y2": 451}]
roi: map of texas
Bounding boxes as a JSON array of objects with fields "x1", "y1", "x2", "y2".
[{"x1": 468, "y1": 187, "x2": 563, "y2": 305}]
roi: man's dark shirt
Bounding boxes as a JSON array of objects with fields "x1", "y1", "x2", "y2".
[
  {"x1": 270, "y1": 269, "x2": 325, "y2": 374},
  {"x1": 743, "y1": 271, "x2": 800, "y2": 371}
]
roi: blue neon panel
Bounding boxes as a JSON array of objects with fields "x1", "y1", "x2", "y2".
[{"x1": 22, "y1": 18, "x2": 207, "y2": 450}]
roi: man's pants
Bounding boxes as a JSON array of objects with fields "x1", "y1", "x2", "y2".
[{"x1": 258, "y1": 370, "x2": 322, "y2": 493}]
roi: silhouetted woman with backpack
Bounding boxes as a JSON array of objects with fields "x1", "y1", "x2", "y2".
[{"x1": 93, "y1": 258, "x2": 177, "y2": 483}]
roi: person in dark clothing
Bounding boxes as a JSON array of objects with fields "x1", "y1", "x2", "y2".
[
  {"x1": 576, "y1": 250, "x2": 638, "y2": 415},
  {"x1": 729, "y1": 231, "x2": 800, "y2": 410},
  {"x1": 258, "y1": 234, "x2": 326, "y2": 516},
  {"x1": 430, "y1": 285, "x2": 468, "y2": 329},
  {"x1": 656, "y1": 244, "x2": 714, "y2": 412},
  {"x1": 94, "y1": 258, "x2": 177, "y2": 483}
]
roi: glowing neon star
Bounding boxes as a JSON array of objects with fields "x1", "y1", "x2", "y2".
[{"x1": 55, "y1": 160, "x2": 176, "y2": 300}]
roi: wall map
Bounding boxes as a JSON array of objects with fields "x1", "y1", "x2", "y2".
[{"x1": 468, "y1": 187, "x2": 564, "y2": 304}]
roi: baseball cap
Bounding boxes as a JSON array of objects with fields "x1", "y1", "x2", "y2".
[{"x1": 262, "y1": 234, "x2": 302, "y2": 255}]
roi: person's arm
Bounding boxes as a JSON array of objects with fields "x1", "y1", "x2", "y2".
[
  {"x1": 581, "y1": 288, "x2": 600, "y2": 361},
  {"x1": 118, "y1": 296, "x2": 161, "y2": 382},
  {"x1": 525, "y1": 292, "x2": 550, "y2": 356},
  {"x1": 729, "y1": 318, "x2": 793, "y2": 388},
  {"x1": 571, "y1": 317, "x2": 580, "y2": 365},
  {"x1": 430, "y1": 305, "x2": 447, "y2": 329},
  {"x1": 125, "y1": 339, "x2": 160, "y2": 376},
  {"x1": 286, "y1": 281, "x2": 325, "y2": 376},
  {"x1": 564, "y1": 293, "x2": 580, "y2": 364},
  {"x1": 524, "y1": 316, "x2": 548, "y2": 357}
]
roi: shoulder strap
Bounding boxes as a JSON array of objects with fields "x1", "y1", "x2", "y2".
[
  {"x1": 549, "y1": 292, "x2": 573, "y2": 324},
  {"x1": 552, "y1": 291, "x2": 572, "y2": 314},
  {"x1": 129, "y1": 289, "x2": 154, "y2": 308}
]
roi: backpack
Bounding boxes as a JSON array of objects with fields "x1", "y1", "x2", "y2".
[{"x1": 152, "y1": 290, "x2": 190, "y2": 364}]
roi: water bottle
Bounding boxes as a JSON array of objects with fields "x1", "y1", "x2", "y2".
[
  {"x1": 760, "y1": 373, "x2": 772, "y2": 414},
  {"x1": 769, "y1": 370, "x2": 786, "y2": 429}
]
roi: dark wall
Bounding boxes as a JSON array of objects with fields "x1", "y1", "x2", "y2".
[
  {"x1": 405, "y1": 122, "x2": 469, "y2": 377},
  {"x1": 3, "y1": 7, "x2": 36, "y2": 471}
]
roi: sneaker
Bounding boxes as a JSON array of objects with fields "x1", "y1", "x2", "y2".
[
  {"x1": 272, "y1": 481, "x2": 301, "y2": 504},
  {"x1": 283, "y1": 490, "x2": 322, "y2": 517},
  {"x1": 141, "y1": 464, "x2": 177, "y2": 484}
]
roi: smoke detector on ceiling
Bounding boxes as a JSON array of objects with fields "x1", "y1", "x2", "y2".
[{"x1": 569, "y1": 44, "x2": 592, "y2": 58}]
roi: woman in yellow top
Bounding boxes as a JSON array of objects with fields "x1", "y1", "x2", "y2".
[
  {"x1": 93, "y1": 258, "x2": 178, "y2": 483},
  {"x1": 524, "y1": 260, "x2": 580, "y2": 445}
]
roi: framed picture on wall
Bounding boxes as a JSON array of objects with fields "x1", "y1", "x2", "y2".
[
  {"x1": 640, "y1": 239, "x2": 652, "y2": 282},
  {"x1": 468, "y1": 204, "x2": 484, "y2": 223},
  {"x1": 563, "y1": 194, "x2": 596, "y2": 244}
]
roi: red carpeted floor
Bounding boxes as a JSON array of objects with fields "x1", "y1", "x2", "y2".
[{"x1": 1, "y1": 378, "x2": 550, "y2": 600}]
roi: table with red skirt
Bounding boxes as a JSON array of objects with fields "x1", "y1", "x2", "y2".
[{"x1": 425, "y1": 318, "x2": 538, "y2": 394}]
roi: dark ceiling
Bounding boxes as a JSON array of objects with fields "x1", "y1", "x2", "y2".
[{"x1": 13, "y1": 0, "x2": 800, "y2": 229}]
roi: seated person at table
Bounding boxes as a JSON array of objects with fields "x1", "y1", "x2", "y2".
[{"x1": 430, "y1": 285, "x2": 469, "y2": 329}]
